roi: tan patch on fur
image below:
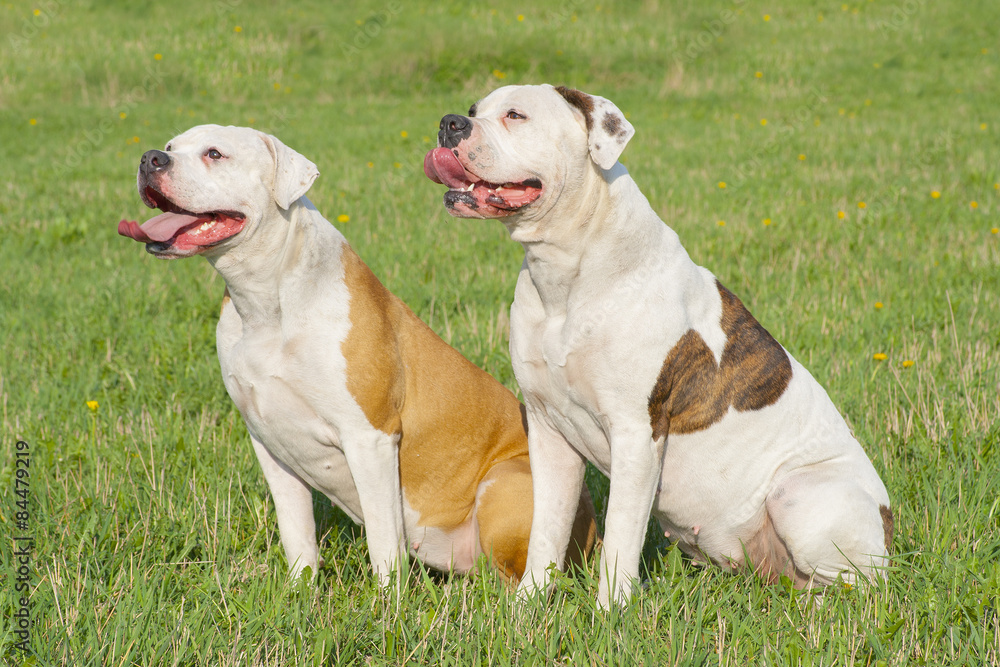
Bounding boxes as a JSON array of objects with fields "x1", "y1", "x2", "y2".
[
  {"x1": 880, "y1": 504, "x2": 894, "y2": 552},
  {"x1": 648, "y1": 281, "x2": 792, "y2": 439},
  {"x1": 220, "y1": 287, "x2": 231, "y2": 314},
  {"x1": 339, "y1": 246, "x2": 597, "y2": 574}
]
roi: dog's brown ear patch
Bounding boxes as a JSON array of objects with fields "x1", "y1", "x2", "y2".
[
  {"x1": 555, "y1": 86, "x2": 594, "y2": 131},
  {"x1": 648, "y1": 281, "x2": 792, "y2": 439}
]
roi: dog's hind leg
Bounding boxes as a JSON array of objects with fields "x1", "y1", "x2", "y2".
[
  {"x1": 763, "y1": 466, "x2": 891, "y2": 587},
  {"x1": 476, "y1": 455, "x2": 597, "y2": 582}
]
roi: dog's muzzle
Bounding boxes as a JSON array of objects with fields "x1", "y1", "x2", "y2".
[
  {"x1": 438, "y1": 114, "x2": 472, "y2": 149},
  {"x1": 139, "y1": 150, "x2": 171, "y2": 179}
]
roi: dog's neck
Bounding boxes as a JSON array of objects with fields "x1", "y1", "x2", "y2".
[
  {"x1": 207, "y1": 198, "x2": 341, "y2": 326},
  {"x1": 506, "y1": 163, "x2": 668, "y2": 311}
]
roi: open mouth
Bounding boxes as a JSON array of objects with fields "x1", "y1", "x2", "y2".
[
  {"x1": 117, "y1": 186, "x2": 246, "y2": 255},
  {"x1": 423, "y1": 147, "x2": 542, "y2": 217}
]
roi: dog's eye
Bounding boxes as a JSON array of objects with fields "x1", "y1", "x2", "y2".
[
  {"x1": 206, "y1": 148, "x2": 223, "y2": 160},
  {"x1": 505, "y1": 110, "x2": 526, "y2": 121},
  {"x1": 165, "y1": 143, "x2": 172, "y2": 151}
]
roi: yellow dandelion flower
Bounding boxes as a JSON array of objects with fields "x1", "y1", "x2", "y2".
[
  {"x1": 755, "y1": 71, "x2": 763, "y2": 78},
  {"x1": 337, "y1": 214, "x2": 349, "y2": 223},
  {"x1": 119, "y1": 112, "x2": 127, "y2": 120},
  {"x1": 798, "y1": 154, "x2": 806, "y2": 161},
  {"x1": 874, "y1": 301, "x2": 883, "y2": 309},
  {"x1": 132, "y1": 136, "x2": 140, "y2": 144},
  {"x1": 34, "y1": 8, "x2": 41, "y2": 15},
  {"x1": 517, "y1": 14, "x2": 524, "y2": 21},
  {"x1": 234, "y1": 26, "x2": 242, "y2": 33},
  {"x1": 981, "y1": 123, "x2": 988, "y2": 130},
  {"x1": 717, "y1": 220, "x2": 726, "y2": 227},
  {"x1": 858, "y1": 202, "x2": 867, "y2": 209},
  {"x1": 992, "y1": 228, "x2": 999, "y2": 234},
  {"x1": 760, "y1": 118, "x2": 767, "y2": 126},
  {"x1": 763, "y1": 14, "x2": 771, "y2": 21},
  {"x1": 902, "y1": 360, "x2": 915, "y2": 368},
  {"x1": 873, "y1": 353, "x2": 887, "y2": 361},
  {"x1": 273, "y1": 82, "x2": 281, "y2": 90},
  {"x1": 718, "y1": 181, "x2": 727, "y2": 189},
  {"x1": 29, "y1": 118, "x2": 37, "y2": 126},
  {"x1": 837, "y1": 210, "x2": 846, "y2": 219},
  {"x1": 86, "y1": 400, "x2": 99, "y2": 412},
  {"x1": 983, "y1": 48, "x2": 989, "y2": 55},
  {"x1": 367, "y1": 161, "x2": 374, "y2": 168},
  {"x1": 393, "y1": 161, "x2": 401, "y2": 168},
  {"x1": 493, "y1": 69, "x2": 506, "y2": 80},
  {"x1": 838, "y1": 108, "x2": 846, "y2": 116},
  {"x1": 864, "y1": 99, "x2": 872, "y2": 106},
  {"x1": 931, "y1": 191, "x2": 941, "y2": 199},
  {"x1": 763, "y1": 218, "x2": 772, "y2": 226},
  {"x1": 873, "y1": 63, "x2": 881, "y2": 69},
  {"x1": 154, "y1": 53, "x2": 162, "y2": 61},
  {"x1": 994, "y1": 183, "x2": 999, "y2": 190},
  {"x1": 400, "y1": 130, "x2": 408, "y2": 138},
  {"x1": 970, "y1": 201, "x2": 978, "y2": 209}
]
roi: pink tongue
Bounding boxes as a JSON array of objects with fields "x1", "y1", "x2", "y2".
[
  {"x1": 118, "y1": 212, "x2": 207, "y2": 243},
  {"x1": 423, "y1": 148, "x2": 472, "y2": 189}
]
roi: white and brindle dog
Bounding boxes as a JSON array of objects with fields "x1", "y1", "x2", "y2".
[
  {"x1": 119, "y1": 125, "x2": 596, "y2": 586},
  {"x1": 424, "y1": 85, "x2": 893, "y2": 607}
]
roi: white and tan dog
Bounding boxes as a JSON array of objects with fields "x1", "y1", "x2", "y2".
[
  {"x1": 425, "y1": 85, "x2": 893, "y2": 607},
  {"x1": 119, "y1": 124, "x2": 596, "y2": 586}
]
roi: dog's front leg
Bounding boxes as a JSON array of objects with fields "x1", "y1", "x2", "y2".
[
  {"x1": 597, "y1": 428, "x2": 664, "y2": 608},
  {"x1": 251, "y1": 436, "x2": 321, "y2": 579},
  {"x1": 519, "y1": 411, "x2": 587, "y2": 600},
  {"x1": 343, "y1": 432, "x2": 408, "y2": 589}
]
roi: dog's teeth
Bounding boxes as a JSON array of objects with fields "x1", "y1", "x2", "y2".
[
  {"x1": 199, "y1": 221, "x2": 214, "y2": 232},
  {"x1": 465, "y1": 182, "x2": 476, "y2": 192}
]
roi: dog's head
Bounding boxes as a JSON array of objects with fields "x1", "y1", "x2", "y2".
[
  {"x1": 118, "y1": 125, "x2": 318, "y2": 259},
  {"x1": 423, "y1": 84, "x2": 634, "y2": 221}
]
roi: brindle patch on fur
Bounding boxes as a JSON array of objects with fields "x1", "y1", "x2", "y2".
[
  {"x1": 880, "y1": 504, "x2": 894, "y2": 552},
  {"x1": 648, "y1": 281, "x2": 792, "y2": 439},
  {"x1": 601, "y1": 112, "x2": 628, "y2": 141},
  {"x1": 555, "y1": 86, "x2": 595, "y2": 131}
]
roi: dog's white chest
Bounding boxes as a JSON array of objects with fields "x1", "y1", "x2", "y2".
[{"x1": 216, "y1": 294, "x2": 370, "y2": 512}]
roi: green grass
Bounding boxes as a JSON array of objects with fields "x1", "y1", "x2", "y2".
[{"x1": 1, "y1": 0, "x2": 999, "y2": 664}]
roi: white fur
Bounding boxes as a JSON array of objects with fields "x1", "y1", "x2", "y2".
[
  {"x1": 439, "y1": 86, "x2": 891, "y2": 608},
  {"x1": 149, "y1": 125, "x2": 410, "y2": 585}
]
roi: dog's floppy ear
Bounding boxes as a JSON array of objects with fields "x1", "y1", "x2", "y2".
[
  {"x1": 555, "y1": 86, "x2": 635, "y2": 170},
  {"x1": 258, "y1": 132, "x2": 319, "y2": 209}
]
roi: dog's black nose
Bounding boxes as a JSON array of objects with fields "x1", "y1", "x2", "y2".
[
  {"x1": 438, "y1": 114, "x2": 472, "y2": 149},
  {"x1": 140, "y1": 149, "x2": 171, "y2": 175}
]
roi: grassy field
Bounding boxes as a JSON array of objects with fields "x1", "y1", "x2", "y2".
[{"x1": 1, "y1": 0, "x2": 999, "y2": 664}]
